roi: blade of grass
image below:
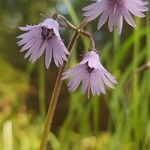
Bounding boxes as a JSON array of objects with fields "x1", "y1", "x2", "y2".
[{"x1": 113, "y1": 28, "x2": 148, "y2": 69}]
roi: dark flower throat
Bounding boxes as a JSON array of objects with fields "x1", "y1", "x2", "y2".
[
  {"x1": 41, "y1": 27, "x2": 55, "y2": 40},
  {"x1": 86, "y1": 63, "x2": 94, "y2": 73}
]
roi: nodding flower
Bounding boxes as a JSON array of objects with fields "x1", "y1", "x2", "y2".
[
  {"x1": 83, "y1": 0, "x2": 149, "y2": 33},
  {"x1": 17, "y1": 18, "x2": 69, "y2": 69},
  {"x1": 63, "y1": 50, "x2": 117, "y2": 96}
]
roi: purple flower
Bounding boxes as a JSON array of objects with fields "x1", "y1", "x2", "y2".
[
  {"x1": 17, "y1": 18, "x2": 69, "y2": 68},
  {"x1": 63, "y1": 51, "x2": 117, "y2": 96},
  {"x1": 83, "y1": 0, "x2": 149, "y2": 33}
]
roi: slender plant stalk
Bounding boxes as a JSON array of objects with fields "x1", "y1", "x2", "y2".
[
  {"x1": 133, "y1": 18, "x2": 141, "y2": 149},
  {"x1": 146, "y1": 4, "x2": 150, "y2": 61},
  {"x1": 133, "y1": 19, "x2": 140, "y2": 103},
  {"x1": 40, "y1": 31, "x2": 79, "y2": 150},
  {"x1": 112, "y1": 29, "x2": 120, "y2": 116},
  {"x1": 113, "y1": 29, "x2": 120, "y2": 52},
  {"x1": 38, "y1": 57, "x2": 46, "y2": 120},
  {"x1": 92, "y1": 96, "x2": 100, "y2": 134}
]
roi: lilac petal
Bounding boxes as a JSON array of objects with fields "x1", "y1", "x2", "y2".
[
  {"x1": 101, "y1": 73, "x2": 115, "y2": 89},
  {"x1": 128, "y1": 7, "x2": 145, "y2": 17},
  {"x1": 29, "y1": 41, "x2": 46, "y2": 63},
  {"x1": 20, "y1": 37, "x2": 38, "y2": 52},
  {"x1": 82, "y1": 2, "x2": 98, "y2": 11},
  {"x1": 97, "y1": 11, "x2": 109, "y2": 29},
  {"x1": 53, "y1": 45, "x2": 63, "y2": 67},
  {"x1": 59, "y1": 39, "x2": 69, "y2": 55},
  {"x1": 81, "y1": 73, "x2": 90, "y2": 93},
  {"x1": 122, "y1": 8, "x2": 136, "y2": 28},
  {"x1": 84, "y1": 8, "x2": 104, "y2": 22},
  {"x1": 97, "y1": 75, "x2": 106, "y2": 94},
  {"x1": 90, "y1": 71, "x2": 105, "y2": 95},
  {"x1": 51, "y1": 37, "x2": 69, "y2": 67},
  {"x1": 83, "y1": 1, "x2": 105, "y2": 22},
  {"x1": 45, "y1": 41, "x2": 53, "y2": 69},
  {"x1": 68, "y1": 76, "x2": 82, "y2": 91},
  {"x1": 17, "y1": 27, "x2": 40, "y2": 39},
  {"x1": 19, "y1": 25, "x2": 37, "y2": 31},
  {"x1": 24, "y1": 38, "x2": 42, "y2": 58},
  {"x1": 62, "y1": 68, "x2": 76, "y2": 80},
  {"x1": 103, "y1": 71, "x2": 117, "y2": 84},
  {"x1": 67, "y1": 66, "x2": 84, "y2": 91},
  {"x1": 90, "y1": 75, "x2": 97, "y2": 95},
  {"x1": 55, "y1": 41, "x2": 67, "y2": 64},
  {"x1": 17, "y1": 29, "x2": 41, "y2": 47},
  {"x1": 80, "y1": 51, "x2": 101, "y2": 69},
  {"x1": 127, "y1": 0, "x2": 149, "y2": 12}
]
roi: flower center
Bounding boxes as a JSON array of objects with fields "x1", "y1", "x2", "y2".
[
  {"x1": 41, "y1": 27, "x2": 55, "y2": 40},
  {"x1": 86, "y1": 64, "x2": 95, "y2": 73}
]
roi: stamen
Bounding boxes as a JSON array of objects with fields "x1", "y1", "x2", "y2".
[
  {"x1": 41, "y1": 27, "x2": 55, "y2": 40},
  {"x1": 86, "y1": 64, "x2": 94, "y2": 73}
]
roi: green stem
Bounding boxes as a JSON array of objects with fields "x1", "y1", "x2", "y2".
[
  {"x1": 40, "y1": 31, "x2": 79, "y2": 150},
  {"x1": 133, "y1": 19, "x2": 141, "y2": 108},
  {"x1": 113, "y1": 28, "x2": 120, "y2": 71},
  {"x1": 113, "y1": 29, "x2": 120, "y2": 51},
  {"x1": 146, "y1": 7, "x2": 150, "y2": 61},
  {"x1": 133, "y1": 18, "x2": 141, "y2": 148},
  {"x1": 92, "y1": 96, "x2": 100, "y2": 134},
  {"x1": 133, "y1": 32, "x2": 138, "y2": 98},
  {"x1": 38, "y1": 57, "x2": 46, "y2": 120}
]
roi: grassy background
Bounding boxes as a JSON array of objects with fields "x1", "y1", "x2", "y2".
[{"x1": 0, "y1": 0, "x2": 149, "y2": 149}]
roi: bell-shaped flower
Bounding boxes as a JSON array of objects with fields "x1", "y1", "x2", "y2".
[
  {"x1": 83, "y1": 0, "x2": 149, "y2": 33},
  {"x1": 63, "y1": 51, "x2": 117, "y2": 96},
  {"x1": 17, "y1": 18, "x2": 69, "y2": 68}
]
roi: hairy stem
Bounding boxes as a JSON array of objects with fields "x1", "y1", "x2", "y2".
[{"x1": 40, "y1": 31, "x2": 79, "y2": 150}]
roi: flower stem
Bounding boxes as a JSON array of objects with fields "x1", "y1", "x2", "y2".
[
  {"x1": 40, "y1": 31, "x2": 79, "y2": 150},
  {"x1": 38, "y1": 57, "x2": 46, "y2": 120},
  {"x1": 58, "y1": 15, "x2": 95, "y2": 49}
]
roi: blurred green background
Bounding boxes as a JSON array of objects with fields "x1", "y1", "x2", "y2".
[{"x1": 0, "y1": 0, "x2": 150, "y2": 150}]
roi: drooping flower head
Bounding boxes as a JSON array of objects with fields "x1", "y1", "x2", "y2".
[
  {"x1": 83, "y1": 0, "x2": 149, "y2": 33},
  {"x1": 63, "y1": 50, "x2": 117, "y2": 96},
  {"x1": 17, "y1": 18, "x2": 69, "y2": 68}
]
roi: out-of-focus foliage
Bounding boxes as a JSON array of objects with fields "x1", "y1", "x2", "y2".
[
  {"x1": 0, "y1": 0, "x2": 150, "y2": 150},
  {"x1": 0, "y1": 55, "x2": 28, "y2": 101}
]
